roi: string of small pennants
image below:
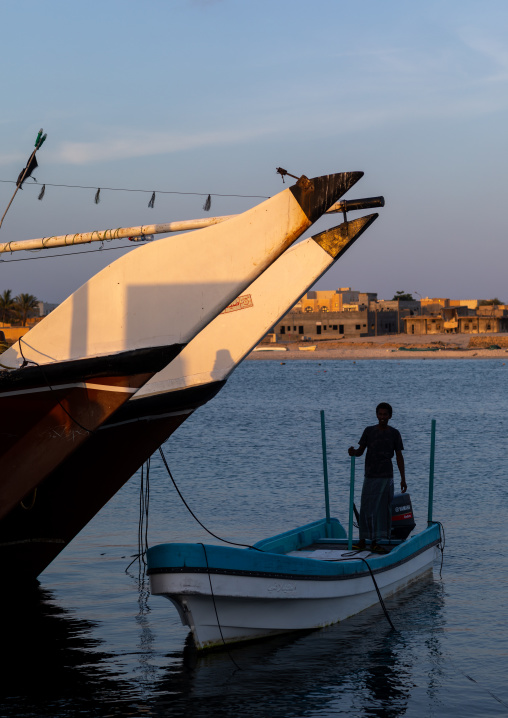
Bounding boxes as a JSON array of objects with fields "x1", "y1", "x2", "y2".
[
  {"x1": 88, "y1": 187, "x2": 213, "y2": 212},
  {"x1": 1, "y1": 129, "x2": 271, "y2": 230}
]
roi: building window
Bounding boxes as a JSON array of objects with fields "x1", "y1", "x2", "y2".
[
  {"x1": 287, "y1": 326, "x2": 291, "y2": 331},
  {"x1": 355, "y1": 325, "x2": 360, "y2": 330},
  {"x1": 487, "y1": 324, "x2": 491, "y2": 330},
  {"x1": 317, "y1": 325, "x2": 322, "y2": 335},
  {"x1": 299, "y1": 326, "x2": 304, "y2": 334},
  {"x1": 305, "y1": 306, "x2": 313, "y2": 312},
  {"x1": 280, "y1": 326, "x2": 285, "y2": 334},
  {"x1": 332, "y1": 325, "x2": 338, "y2": 330},
  {"x1": 293, "y1": 326, "x2": 297, "y2": 331},
  {"x1": 323, "y1": 326, "x2": 327, "y2": 330},
  {"x1": 339, "y1": 325, "x2": 344, "y2": 333},
  {"x1": 321, "y1": 306, "x2": 329, "y2": 312},
  {"x1": 363, "y1": 324, "x2": 366, "y2": 327}
]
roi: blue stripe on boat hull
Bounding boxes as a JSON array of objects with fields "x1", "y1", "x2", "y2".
[{"x1": 147, "y1": 519, "x2": 441, "y2": 581}]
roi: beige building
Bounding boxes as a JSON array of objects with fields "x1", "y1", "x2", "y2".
[
  {"x1": 458, "y1": 315, "x2": 508, "y2": 334},
  {"x1": 276, "y1": 308, "x2": 401, "y2": 340},
  {"x1": 421, "y1": 297, "x2": 449, "y2": 308},
  {"x1": 404, "y1": 303, "x2": 508, "y2": 335},
  {"x1": 282, "y1": 290, "x2": 508, "y2": 338},
  {"x1": 300, "y1": 288, "x2": 377, "y2": 313},
  {"x1": 404, "y1": 316, "x2": 445, "y2": 334},
  {"x1": 449, "y1": 299, "x2": 480, "y2": 310}
]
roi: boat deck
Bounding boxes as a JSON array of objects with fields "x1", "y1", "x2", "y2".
[{"x1": 288, "y1": 539, "x2": 402, "y2": 560}]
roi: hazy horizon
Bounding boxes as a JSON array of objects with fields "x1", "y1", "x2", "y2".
[{"x1": 1, "y1": 0, "x2": 507, "y2": 304}]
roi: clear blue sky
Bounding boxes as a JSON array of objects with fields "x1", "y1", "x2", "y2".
[{"x1": 1, "y1": 0, "x2": 507, "y2": 303}]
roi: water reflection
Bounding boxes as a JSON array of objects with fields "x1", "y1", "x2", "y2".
[
  {"x1": 131, "y1": 573, "x2": 160, "y2": 690},
  {"x1": 1, "y1": 585, "x2": 134, "y2": 716},
  {"x1": 152, "y1": 576, "x2": 445, "y2": 717}
]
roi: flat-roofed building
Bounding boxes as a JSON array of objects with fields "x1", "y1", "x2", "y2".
[
  {"x1": 458, "y1": 315, "x2": 508, "y2": 333},
  {"x1": 404, "y1": 315, "x2": 445, "y2": 335},
  {"x1": 300, "y1": 288, "x2": 377, "y2": 313},
  {"x1": 276, "y1": 308, "x2": 399, "y2": 340},
  {"x1": 449, "y1": 299, "x2": 480, "y2": 310}
]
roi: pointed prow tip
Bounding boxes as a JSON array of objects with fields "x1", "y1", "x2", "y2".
[
  {"x1": 290, "y1": 171, "x2": 364, "y2": 224},
  {"x1": 312, "y1": 213, "x2": 379, "y2": 259}
]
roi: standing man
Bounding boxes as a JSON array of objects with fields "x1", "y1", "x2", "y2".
[{"x1": 348, "y1": 402, "x2": 406, "y2": 553}]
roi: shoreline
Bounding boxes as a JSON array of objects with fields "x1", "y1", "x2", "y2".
[{"x1": 246, "y1": 334, "x2": 508, "y2": 361}]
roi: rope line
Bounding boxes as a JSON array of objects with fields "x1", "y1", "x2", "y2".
[
  {"x1": 126, "y1": 458, "x2": 151, "y2": 574},
  {"x1": 20, "y1": 487, "x2": 37, "y2": 511},
  {"x1": 0, "y1": 177, "x2": 269, "y2": 200},
  {"x1": 432, "y1": 520, "x2": 446, "y2": 578},
  {"x1": 0, "y1": 244, "x2": 135, "y2": 262},
  {"x1": 199, "y1": 542, "x2": 243, "y2": 670},
  {"x1": 322, "y1": 554, "x2": 396, "y2": 630},
  {"x1": 158, "y1": 446, "x2": 263, "y2": 551},
  {"x1": 17, "y1": 336, "x2": 94, "y2": 435}
]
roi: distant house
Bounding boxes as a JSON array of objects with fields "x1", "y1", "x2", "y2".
[
  {"x1": 276, "y1": 307, "x2": 401, "y2": 339},
  {"x1": 458, "y1": 314, "x2": 508, "y2": 334},
  {"x1": 404, "y1": 315, "x2": 445, "y2": 335},
  {"x1": 404, "y1": 304, "x2": 508, "y2": 335}
]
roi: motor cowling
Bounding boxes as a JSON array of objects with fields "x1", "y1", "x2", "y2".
[{"x1": 391, "y1": 492, "x2": 416, "y2": 540}]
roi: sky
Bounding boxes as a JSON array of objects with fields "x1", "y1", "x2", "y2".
[{"x1": 0, "y1": 0, "x2": 507, "y2": 304}]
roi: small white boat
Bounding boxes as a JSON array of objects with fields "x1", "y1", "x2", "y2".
[
  {"x1": 299, "y1": 345, "x2": 317, "y2": 351},
  {"x1": 252, "y1": 345, "x2": 288, "y2": 352},
  {"x1": 147, "y1": 518, "x2": 441, "y2": 650}
]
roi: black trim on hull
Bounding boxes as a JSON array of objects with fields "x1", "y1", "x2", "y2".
[
  {"x1": 0, "y1": 344, "x2": 186, "y2": 393},
  {"x1": 102, "y1": 380, "x2": 226, "y2": 427}
]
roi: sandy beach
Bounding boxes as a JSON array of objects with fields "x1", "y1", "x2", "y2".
[{"x1": 247, "y1": 333, "x2": 508, "y2": 360}]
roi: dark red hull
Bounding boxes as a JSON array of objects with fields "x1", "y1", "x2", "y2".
[
  {"x1": 0, "y1": 380, "x2": 224, "y2": 580},
  {"x1": 0, "y1": 345, "x2": 183, "y2": 521}
]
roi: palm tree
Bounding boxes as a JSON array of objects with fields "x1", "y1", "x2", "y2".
[
  {"x1": 14, "y1": 293, "x2": 39, "y2": 327},
  {"x1": 0, "y1": 289, "x2": 15, "y2": 325}
]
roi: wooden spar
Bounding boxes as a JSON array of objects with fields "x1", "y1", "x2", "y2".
[
  {"x1": 0, "y1": 216, "x2": 237, "y2": 254},
  {"x1": 0, "y1": 196, "x2": 384, "y2": 254}
]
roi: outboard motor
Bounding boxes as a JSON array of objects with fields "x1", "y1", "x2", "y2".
[{"x1": 391, "y1": 493, "x2": 416, "y2": 540}]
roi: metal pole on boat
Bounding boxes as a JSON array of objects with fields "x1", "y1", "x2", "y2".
[
  {"x1": 427, "y1": 419, "x2": 436, "y2": 525},
  {"x1": 348, "y1": 456, "x2": 355, "y2": 550},
  {"x1": 320, "y1": 411, "x2": 331, "y2": 535}
]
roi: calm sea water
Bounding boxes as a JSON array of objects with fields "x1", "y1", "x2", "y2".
[{"x1": 3, "y1": 359, "x2": 508, "y2": 717}]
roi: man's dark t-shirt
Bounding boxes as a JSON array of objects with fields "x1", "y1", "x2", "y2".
[{"x1": 359, "y1": 425, "x2": 404, "y2": 478}]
